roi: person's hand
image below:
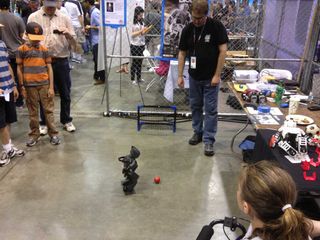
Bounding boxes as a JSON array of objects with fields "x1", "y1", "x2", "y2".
[
  {"x1": 21, "y1": 87, "x2": 26, "y2": 99},
  {"x1": 59, "y1": 27, "x2": 73, "y2": 40},
  {"x1": 211, "y1": 75, "x2": 220, "y2": 86},
  {"x1": 13, "y1": 86, "x2": 19, "y2": 101},
  {"x1": 178, "y1": 76, "x2": 184, "y2": 89},
  {"x1": 142, "y1": 26, "x2": 152, "y2": 35},
  {"x1": 0, "y1": 89, "x2": 3, "y2": 95},
  {"x1": 85, "y1": 25, "x2": 91, "y2": 33},
  {"x1": 48, "y1": 88, "x2": 54, "y2": 98}
]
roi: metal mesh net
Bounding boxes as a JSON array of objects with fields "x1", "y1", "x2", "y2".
[{"x1": 104, "y1": 0, "x2": 319, "y2": 113}]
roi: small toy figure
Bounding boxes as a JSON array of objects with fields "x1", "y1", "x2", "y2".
[
  {"x1": 275, "y1": 84, "x2": 284, "y2": 104},
  {"x1": 118, "y1": 146, "x2": 140, "y2": 194}
]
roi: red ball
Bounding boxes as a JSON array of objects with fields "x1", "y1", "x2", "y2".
[{"x1": 154, "y1": 176, "x2": 161, "y2": 184}]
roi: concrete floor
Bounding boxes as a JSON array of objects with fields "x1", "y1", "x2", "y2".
[{"x1": 0, "y1": 55, "x2": 254, "y2": 240}]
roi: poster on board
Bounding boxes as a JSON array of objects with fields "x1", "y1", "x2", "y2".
[
  {"x1": 162, "y1": 0, "x2": 192, "y2": 59},
  {"x1": 102, "y1": 0, "x2": 127, "y2": 27}
]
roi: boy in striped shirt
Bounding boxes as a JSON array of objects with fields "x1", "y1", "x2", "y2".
[
  {"x1": 0, "y1": 24, "x2": 25, "y2": 166},
  {"x1": 17, "y1": 22, "x2": 61, "y2": 146}
]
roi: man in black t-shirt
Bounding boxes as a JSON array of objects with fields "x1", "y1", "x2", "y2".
[{"x1": 178, "y1": 0, "x2": 228, "y2": 156}]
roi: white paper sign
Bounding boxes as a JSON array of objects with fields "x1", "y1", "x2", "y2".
[{"x1": 102, "y1": 0, "x2": 126, "y2": 27}]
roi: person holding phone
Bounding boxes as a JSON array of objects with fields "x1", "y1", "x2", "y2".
[{"x1": 130, "y1": 6, "x2": 152, "y2": 85}]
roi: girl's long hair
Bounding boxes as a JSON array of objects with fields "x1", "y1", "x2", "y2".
[
  {"x1": 133, "y1": 6, "x2": 144, "y2": 25},
  {"x1": 239, "y1": 161, "x2": 313, "y2": 240}
]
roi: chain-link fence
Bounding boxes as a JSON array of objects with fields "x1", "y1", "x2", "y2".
[{"x1": 104, "y1": 0, "x2": 320, "y2": 113}]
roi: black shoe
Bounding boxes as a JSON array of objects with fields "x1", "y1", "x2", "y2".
[
  {"x1": 204, "y1": 143, "x2": 215, "y2": 156},
  {"x1": 189, "y1": 133, "x2": 202, "y2": 145}
]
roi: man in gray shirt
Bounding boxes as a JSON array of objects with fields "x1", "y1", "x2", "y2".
[
  {"x1": 144, "y1": 1, "x2": 161, "y2": 57},
  {"x1": 0, "y1": 0, "x2": 25, "y2": 107}
]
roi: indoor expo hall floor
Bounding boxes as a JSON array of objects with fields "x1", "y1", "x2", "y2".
[{"x1": 0, "y1": 54, "x2": 255, "y2": 240}]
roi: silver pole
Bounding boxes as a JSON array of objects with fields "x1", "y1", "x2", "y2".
[
  {"x1": 101, "y1": 28, "x2": 118, "y2": 105},
  {"x1": 120, "y1": 28, "x2": 122, "y2": 97},
  {"x1": 102, "y1": 24, "x2": 110, "y2": 114},
  {"x1": 106, "y1": 55, "x2": 303, "y2": 62}
]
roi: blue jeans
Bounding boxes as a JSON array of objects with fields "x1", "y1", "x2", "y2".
[
  {"x1": 40, "y1": 58, "x2": 72, "y2": 125},
  {"x1": 189, "y1": 76, "x2": 219, "y2": 145}
]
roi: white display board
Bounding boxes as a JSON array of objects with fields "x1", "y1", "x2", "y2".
[
  {"x1": 102, "y1": 0, "x2": 126, "y2": 27},
  {"x1": 98, "y1": 0, "x2": 145, "y2": 70}
]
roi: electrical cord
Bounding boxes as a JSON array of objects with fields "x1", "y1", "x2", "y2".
[
  {"x1": 230, "y1": 118, "x2": 251, "y2": 154},
  {"x1": 223, "y1": 225, "x2": 231, "y2": 240},
  {"x1": 238, "y1": 217, "x2": 250, "y2": 223}
]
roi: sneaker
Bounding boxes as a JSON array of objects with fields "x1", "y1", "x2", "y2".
[
  {"x1": 40, "y1": 125, "x2": 48, "y2": 136},
  {"x1": 132, "y1": 80, "x2": 138, "y2": 85},
  {"x1": 26, "y1": 138, "x2": 39, "y2": 147},
  {"x1": 71, "y1": 58, "x2": 81, "y2": 63},
  {"x1": 188, "y1": 133, "x2": 203, "y2": 145},
  {"x1": 50, "y1": 136, "x2": 61, "y2": 145},
  {"x1": 64, "y1": 122, "x2": 76, "y2": 132},
  {"x1": 7, "y1": 147, "x2": 25, "y2": 159},
  {"x1": 0, "y1": 151, "x2": 10, "y2": 167},
  {"x1": 204, "y1": 143, "x2": 215, "y2": 156},
  {"x1": 94, "y1": 80, "x2": 104, "y2": 85},
  {"x1": 138, "y1": 79, "x2": 145, "y2": 82}
]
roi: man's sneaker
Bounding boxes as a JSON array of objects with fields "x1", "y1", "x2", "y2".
[
  {"x1": 64, "y1": 122, "x2": 76, "y2": 132},
  {"x1": 40, "y1": 125, "x2": 48, "y2": 136},
  {"x1": 7, "y1": 147, "x2": 25, "y2": 159},
  {"x1": 0, "y1": 151, "x2": 10, "y2": 167},
  {"x1": 188, "y1": 133, "x2": 202, "y2": 145},
  {"x1": 138, "y1": 79, "x2": 145, "y2": 82},
  {"x1": 50, "y1": 136, "x2": 61, "y2": 145},
  {"x1": 26, "y1": 138, "x2": 39, "y2": 147},
  {"x1": 204, "y1": 143, "x2": 215, "y2": 156},
  {"x1": 131, "y1": 80, "x2": 138, "y2": 85}
]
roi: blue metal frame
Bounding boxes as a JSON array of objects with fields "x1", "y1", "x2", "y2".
[
  {"x1": 102, "y1": 0, "x2": 127, "y2": 28},
  {"x1": 137, "y1": 105, "x2": 177, "y2": 133}
]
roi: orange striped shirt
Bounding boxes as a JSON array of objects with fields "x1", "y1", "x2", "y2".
[{"x1": 16, "y1": 43, "x2": 51, "y2": 87}]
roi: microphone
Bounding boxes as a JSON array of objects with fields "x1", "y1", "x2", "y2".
[{"x1": 196, "y1": 225, "x2": 214, "y2": 240}]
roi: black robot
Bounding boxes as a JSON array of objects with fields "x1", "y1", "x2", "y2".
[{"x1": 118, "y1": 146, "x2": 140, "y2": 194}]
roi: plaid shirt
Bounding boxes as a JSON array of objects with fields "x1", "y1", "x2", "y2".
[
  {"x1": 28, "y1": 8, "x2": 76, "y2": 58},
  {"x1": 0, "y1": 41, "x2": 14, "y2": 92}
]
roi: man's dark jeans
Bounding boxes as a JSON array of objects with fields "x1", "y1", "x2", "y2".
[
  {"x1": 40, "y1": 58, "x2": 72, "y2": 125},
  {"x1": 189, "y1": 76, "x2": 219, "y2": 145}
]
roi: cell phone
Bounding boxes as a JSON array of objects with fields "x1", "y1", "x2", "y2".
[{"x1": 53, "y1": 29, "x2": 63, "y2": 34}]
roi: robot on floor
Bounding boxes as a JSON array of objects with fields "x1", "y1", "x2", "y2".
[
  {"x1": 118, "y1": 146, "x2": 140, "y2": 194},
  {"x1": 269, "y1": 119, "x2": 309, "y2": 163}
]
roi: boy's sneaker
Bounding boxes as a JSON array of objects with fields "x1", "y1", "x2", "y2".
[
  {"x1": 64, "y1": 122, "x2": 76, "y2": 132},
  {"x1": 50, "y1": 136, "x2": 61, "y2": 145},
  {"x1": 26, "y1": 138, "x2": 39, "y2": 147},
  {"x1": 7, "y1": 147, "x2": 25, "y2": 159},
  {"x1": 0, "y1": 151, "x2": 10, "y2": 167},
  {"x1": 39, "y1": 125, "x2": 48, "y2": 136}
]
